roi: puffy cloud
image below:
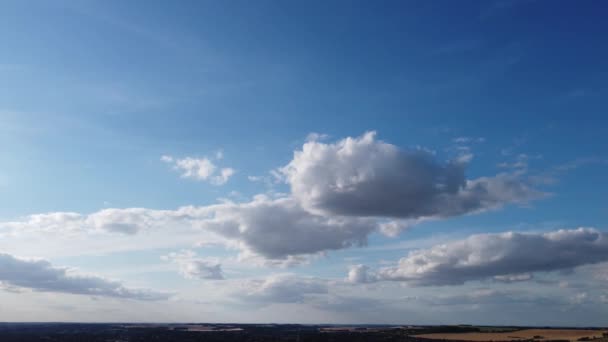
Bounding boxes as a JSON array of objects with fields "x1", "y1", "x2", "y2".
[
  {"x1": 354, "y1": 228, "x2": 608, "y2": 286},
  {"x1": 347, "y1": 264, "x2": 377, "y2": 284},
  {"x1": 211, "y1": 168, "x2": 236, "y2": 186},
  {"x1": 173, "y1": 157, "x2": 216, "y2": 179},
  {"x1": 161, "y1": 155, "x2": 234, "y2": 185},
  {"x1": 162, "y1": 250, "x2": 224, "y2": 280},
  {"x1": 197, "y1": 195, "x2": 378, "y2": 260},
  {"x1": 281, "y1": 131, "x2": 542, "y2": 220},
  {"x1": 237, "y1": 274, "x2": 327, "y2": 304},
  {"x1": 0, "y1": 252, "x2": 168, "y2": 300}
]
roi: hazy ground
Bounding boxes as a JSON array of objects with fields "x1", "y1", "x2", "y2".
[{"x1": 415, "y1": 329, "x2": 608, "y2": 342}]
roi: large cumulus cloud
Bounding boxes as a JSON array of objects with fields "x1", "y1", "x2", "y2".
[
  {"x1": 281, "y1": 131, "x2": 542, "y2": 219},
  {"x1": 0, "y1": 252, "x2": 168, "y2": 300},
  {"x1": 354, "y1": 228, "x2": 608, "y2": 286}
]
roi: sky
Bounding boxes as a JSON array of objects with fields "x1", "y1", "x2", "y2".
[{"x1": 0, "y1": 0, "x2": 607, "y2": 326}]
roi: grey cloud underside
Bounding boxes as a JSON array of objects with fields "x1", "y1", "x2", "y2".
[
  {"x1": 199, "y1": 197, "x2": 377, "y2": 260},
  {"x1": 358, "y1": 228, "x2": 608, "y2": 286},
  {"x1": 283, "y1": 131, "x2": 543, "y2": 219},
  {"x1": 183, "y1": 260, "x2": 223, "y2": 280},
  {"x1": 0, "y1": 253, "x2": 168, "y2": 300}
]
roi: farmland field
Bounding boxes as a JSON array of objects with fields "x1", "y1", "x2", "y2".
[{"x1": 414, "y1": 329, "x2": 607, "y2": 342}]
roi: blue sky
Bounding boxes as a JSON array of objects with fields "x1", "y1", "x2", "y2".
[{"x1": 0, "y1": 0, "x2": 607, "y2": 325}]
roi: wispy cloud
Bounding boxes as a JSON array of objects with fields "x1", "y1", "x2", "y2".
[{"x1": 161, "y1": 155, "x2": 235, "y2": 185}]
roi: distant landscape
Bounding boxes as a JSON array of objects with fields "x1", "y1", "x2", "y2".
[
  {"x1": 0, "y1": 323, "x2": 606, "y2": 342},
  {"x1": 414, "y1": 328, "x2": 608, "y2": 342}
]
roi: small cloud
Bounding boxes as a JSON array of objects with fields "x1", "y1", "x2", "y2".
[
  {"x1": 306, "y1": 132, "x2": 330, "y2": 142},
  {"x1": 456, "y1": 153, "x2": 474, "y2": 164},
  {"x1": 211, "y1": 168, "x2": 236, "y2": 185},
  {"x1": 236, "y1": 274, "x2": 327, "y2": 304},
  {"x1": 453, "y1": 136, "x2": 485, "y2": 144},
  {"x1": 569, "y1": 292, "x2": 589, "y2": 305},
  {"x1": 248, "y1": 175, "x2": 262, "y2": 182},
  {"x1": 347, "y1": 264, "x2": 377, "y2": 284},
  {"x1": 162, "y1": 250, "x2": 224, "y2": 280},
  {"x1": 162, "y1": 154, "x2": 235, "y2": 185},
  {"x1": 160, "y1": 155, "x2": 173, "y2": 163},
  {"x1": 493, "y1": 273, "x2": 533, "y2": 283}
]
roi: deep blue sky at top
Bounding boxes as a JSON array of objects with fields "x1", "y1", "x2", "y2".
[{"x1": 0, "y1": 0, "x2": 606, "y2": 230}]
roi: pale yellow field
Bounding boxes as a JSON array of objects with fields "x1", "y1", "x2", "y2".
[{"x1": 414, "y1": 329, "x2": 607, "y2": 342}]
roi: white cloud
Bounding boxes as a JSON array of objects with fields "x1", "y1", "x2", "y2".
[
  {"x1": 347, "y1": 264, "x2": 377, "y2": 284},
  {"x1": 281, "y1": 131, "x2": 542, "y2": 221},
  {"x1": 1, "y1": 207, "x2": 196, "y2": 236},
  {"x1": 211, "y1": 167, "x2": 236, "y2": 185},
  {"x1": 237, "y1": 274, "x2": 327, "y2": 304},
  {"x1": 306, "y1": 132, "x2": 330, "y2": 142},
  {"x1": 162, "y1": 250, "x2": 224, "y2": 280},
  {"x1": 247, "y1": 175, "x2": 262, "y2": 182},
  {"x1": 161, "y1": 155, "x2": 234, "y2": 185},
  {"x1": 160, "y1": 155, "x2": 173, "y2": 163},
  {"x1": 174, "y1": 157, "x2": 216, "y2": 180},
  {"x1": 453, "y1": 136, "x2": 485, "y2": 144},
  {"x1": 355, "y1": 228, "x2": 608, "y2": 286},
  {"x1": 0, "y1": 252, "x2": 168, "y2": 300},
  {"x1": 2, "y1": 212, "x2": 84, "y2": 235}
]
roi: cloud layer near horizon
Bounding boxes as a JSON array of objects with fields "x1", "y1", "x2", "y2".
[
  {"x1": 0, "y1": 252, "x2": 168, "y2": 300},
  {"x1": 350, "y1": 228, "x2": 608, "y2": 286}
]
